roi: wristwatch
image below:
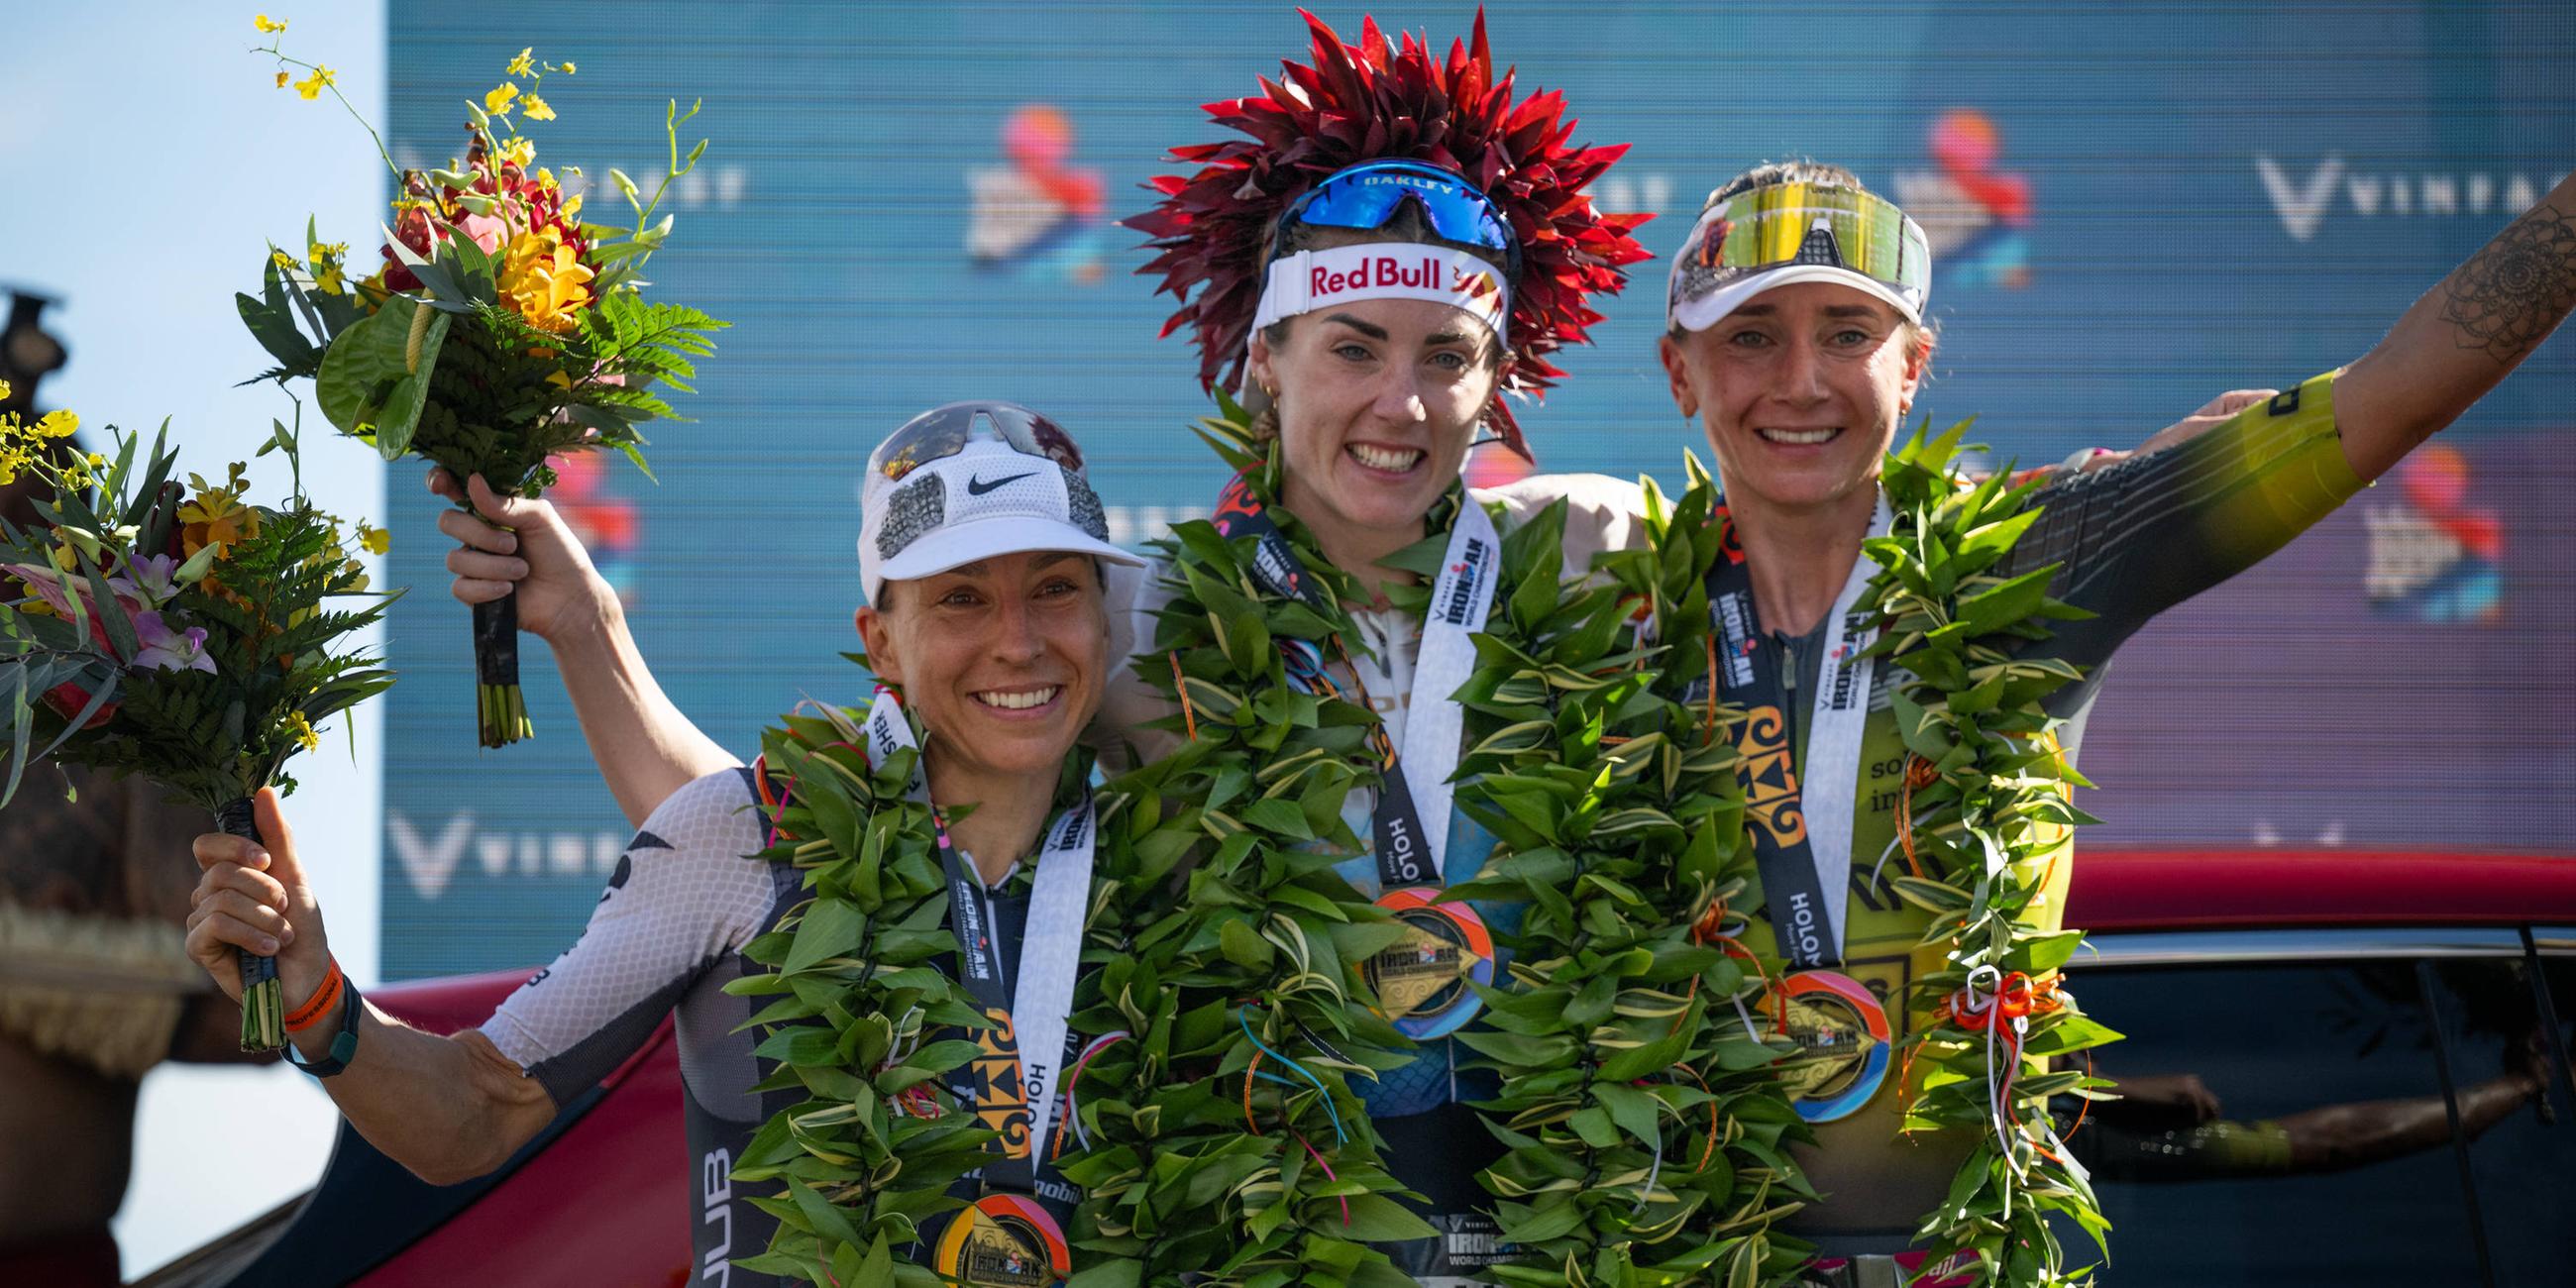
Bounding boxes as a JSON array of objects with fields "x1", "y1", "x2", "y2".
[{"x1": 285, "y1": 979, "x2": 363, "y2": 1078}]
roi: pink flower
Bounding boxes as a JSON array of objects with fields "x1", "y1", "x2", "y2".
[
  {"x1": 8, "y1": 562, "x2": 147, "y2": 657},
  {"x1": 132, "y1": 611, "x2": 217, "y2": 674},
  {"x1": 456, "y1": 212, "x2": 508, "y2": 257}
]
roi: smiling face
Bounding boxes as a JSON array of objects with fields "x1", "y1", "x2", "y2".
[
  {"x1": 1248, "y1": 296, "x2": 1501, "y2": 558},
  {"x1": 1659, "y1": 279, "x2": 1930, "y2": 514},
  {"x1": 855, "y1": 550, "x2": 1108, "y2": 785}
]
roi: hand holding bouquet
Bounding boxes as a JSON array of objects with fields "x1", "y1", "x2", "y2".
[
  {"x1": 0, "y1": 389, "x2": 394, "y2": 1050},
  {"x1": 239, "y1": 22, "x2": 724, "y2": 745}
]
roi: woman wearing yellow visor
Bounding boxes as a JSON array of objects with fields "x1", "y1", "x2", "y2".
[{"x1": 1655, "y1": 159, "x2": 2576, "y2": 1284}]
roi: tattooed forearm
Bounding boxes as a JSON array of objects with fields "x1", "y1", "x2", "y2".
[{"x1": 2439, "y1": 199, "x2": 2576, "y2": 367}]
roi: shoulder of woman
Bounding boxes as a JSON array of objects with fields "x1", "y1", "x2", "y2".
[{"x1": 1474, "y1": 473, "x2": 1650, "y2": 561}]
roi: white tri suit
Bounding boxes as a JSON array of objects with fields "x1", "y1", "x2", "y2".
[
  {"x1": 1099, "y1": 474, "x2": 1647, "y2": 1286},
  {"x1": 477, "y1": 767, "x2": 1083, "y2": 1287}
]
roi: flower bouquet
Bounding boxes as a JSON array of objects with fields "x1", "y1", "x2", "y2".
[
  {"x1": 237, "y1": 21, "x2": 724, "y2": 745},
  {"x1": 0, "y1": 388, "x2": 394, "y2": 1050}
]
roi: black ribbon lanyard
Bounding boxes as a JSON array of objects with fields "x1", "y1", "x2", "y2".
[
  {"x1": 1213, "y1": 473, "x2": 1436, "y2": 891},
  {"x1": 940, "y1": 839, "x2": 1046, "y2": 1195},
  {"x1": 1703, "y1": 517, "x2": 1840, "y2": 971}
]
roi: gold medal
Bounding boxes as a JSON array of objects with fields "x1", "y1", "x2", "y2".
[
  {"x1": 1364, "y1": 887, "x2": 1496, "y2": 1038},
  {"x1": 931, "y1": 1193, "x2": 1070, "y2": 1286},
  {"x1": 1776, "y1": 970, "x2": 1892, "y2": 1123}
]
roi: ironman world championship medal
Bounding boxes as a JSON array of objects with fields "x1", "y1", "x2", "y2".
[
  {"x1": 1777, "y1": 970, "x2": 1892, "y2": 1123},
  {"x1": 1364, "y1": 887, "x2": 1497, "y2": 1039},
  {"x1": 933, "y1": 1193, "x2": 1071, "y2": 1287}
]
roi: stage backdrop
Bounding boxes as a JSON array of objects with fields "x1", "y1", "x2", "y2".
[{"x1": 376, "y1": 2, "x2": 2576, "y2": 978}]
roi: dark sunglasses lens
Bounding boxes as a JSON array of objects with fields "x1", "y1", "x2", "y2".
[
  {"x1": 983, "y1": 406, "x2": 1086, "y2": 473},
  {"x1": 878, "y1": 404, "x2": 974, "y2": 482}
]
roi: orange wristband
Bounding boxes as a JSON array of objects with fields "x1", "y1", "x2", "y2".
[{"x1": 284, "y1": 958, "x2": 345, "y2": 1033}]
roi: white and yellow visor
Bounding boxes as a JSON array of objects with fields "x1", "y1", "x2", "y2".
[{"x1": 1665, "y1": 182, "x2": 1932, "y2": 331}]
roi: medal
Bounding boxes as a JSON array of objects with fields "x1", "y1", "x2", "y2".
[
  {"x1": 1776, "y1": 970, "x2": 1892, "y2": 1123},
  {"x1": 931, "y1": 1193, "x2": 1071, "y2": 1287},
  {"x1": 1364, "y1": 887, "x2": 1496, "y2": 1038}
]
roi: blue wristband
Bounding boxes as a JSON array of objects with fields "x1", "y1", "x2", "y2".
[{"x1": 284, "y1": 979, "x2": 362, "y2": 1078}]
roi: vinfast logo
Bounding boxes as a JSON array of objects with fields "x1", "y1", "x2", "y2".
[
  {"x1": 2257, "y1": 156, "x2": 2567, "y2": 242},
  {"x1": 386, "y1": 811, "x2": 626, "y2": 898},
  {"x1": 1311, "y1": 253, "x2": 1448, "y2": 298},
  {"x1": 1437, "y1": 537, "x2": 1493, "y2": 626}
]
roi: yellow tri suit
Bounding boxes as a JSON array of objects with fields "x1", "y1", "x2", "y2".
[{"x1": 1720, "y1": 372, "x2": 2365, "y2": 1238}]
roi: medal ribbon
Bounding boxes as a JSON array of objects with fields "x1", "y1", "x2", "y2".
[
  {"x1": 865, "y1": 689, "x2": 1094, "y2": 1190},
  {"x1": 1211, "y1": 473, "x2": 1500, "y2": 886},
  {"x1": 1701, "y1": 492, "x2": 1893, "y2": 968}
]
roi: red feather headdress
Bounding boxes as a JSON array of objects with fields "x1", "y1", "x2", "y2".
[{"x1": 1126, "y1": 8, "x2": 1653, "y2": 461}]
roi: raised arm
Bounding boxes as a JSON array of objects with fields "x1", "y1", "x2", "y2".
[
  {"x1": 432, "y1": 470, "x2": 738, "y2": 826},
  {"x1": 2334, "y1": 169, "x2": 2576, "y2": 482},
  {"x1": 184, "y1": 791, "x2": 555, "y2": 1184}
]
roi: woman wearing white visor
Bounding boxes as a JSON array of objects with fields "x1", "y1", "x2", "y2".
[
  {"x1": 1654, "y1": 160, "x2": 2576, "y2": 1282},
  {"x1": 186, "y1": 402, "x2": 1142, "y2": 1287}
]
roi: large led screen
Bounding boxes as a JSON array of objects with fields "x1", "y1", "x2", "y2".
[{"x1": 379, "y1": 2, "x2": 2576, "y2": 977}]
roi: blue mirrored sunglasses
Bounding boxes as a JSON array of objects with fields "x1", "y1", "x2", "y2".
[{"x1": 1272, "y1": 160, "x2": 1523, "y2": 281}]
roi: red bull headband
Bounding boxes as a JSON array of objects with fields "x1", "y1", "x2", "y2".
[{"x1": 1253, "y1": 244, "x2": 1513, "y2": 347}]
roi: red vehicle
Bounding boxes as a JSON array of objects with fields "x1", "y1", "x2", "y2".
[{"x1": 140, "y1": 852, "x2": 2576, "y2": 1286}]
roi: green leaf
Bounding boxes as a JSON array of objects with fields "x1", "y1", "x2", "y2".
[
  {"x1": 784, "y1": 899, "x2": 865, "y2": 974},
  {"x1": 314, "y1": 294, "x2": 450, "y2": 459},
  {"x1": 1335, "y1": 1193, "x2": 1439, "y2": 1242}
]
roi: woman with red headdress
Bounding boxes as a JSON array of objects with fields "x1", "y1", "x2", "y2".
[{"x1": 1059, "y1": 12, "x2": 1666, "y2": 1283}]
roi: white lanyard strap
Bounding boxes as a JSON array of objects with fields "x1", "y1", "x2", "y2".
[
  {"x1": 1398, "y1": 497, "x2": 1502, "y2": 879},
  {"x1": 862, "y1": 689, "x2": 1094, "y2": 1167},
  {"x1": 1798, "y1": 492, "x2": 1894, "y2": 957}
]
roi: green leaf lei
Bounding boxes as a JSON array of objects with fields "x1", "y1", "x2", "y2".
[
  {"x1": 1060, "y1": 403, "x2": 1432, "y2": 1286},
  {"x1": 1445, "y1": 457, "x2": 1817, "y2": 1288},
  {"x1": 1865, "y1": 421, "x2": 2121, "y2": 1286},
  {"x1": 725, "y1": 695, "x2": 1089, "y2": 1286}
]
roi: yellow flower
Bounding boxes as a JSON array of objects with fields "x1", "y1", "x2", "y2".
[
  {"x1": 506, "y1": 48, "x2": 535, "y2": 78},
  {"x1": 272, "y1": 250, "x2": 296, "y2": 270},
  {"x1": 179, "y1": 471, "x2": 261, "y2": 559},
  {"x1": 483, "y1": 81, "x2": 518, "y2": 116},
  {"x1": 495, "y1": 224, "x2": 594, "y2": 334},
  {"x1": 274, "y1": 70, "x2": 290, "y2": 89},
  {"x1": 0, "y1": 379, "x2": 12, "y2": 400},
  {"x1": 558, "y1": 61, "x2": 576, "y2": 75},
  {"x1": 498, "y1": 135, "x2": 535, "y2": 168},
  {"x1": 254, "y1": 15, "x2": 287, "y2": 33},
  {"x1": 520, "y1": 93, "x2": 556, "y2": 123},
  {"x1": 308, "y1": 240, "x2": 348, "y2": 266},
  {"x1": 293, "y1": 66, "x2": 334, "y2": 100},
  {"x1": 357, "y1": 524, "x2": 391, "y2": 556},
  {"x1": 36, "y1": 410, "x2": 77, "y2": 439},
  {"x1": 285, "y1": 710, "x2": 319, "y2": 753},
  {"x1": 314, "y1": 265, "x2": 346, "y2": 294}
]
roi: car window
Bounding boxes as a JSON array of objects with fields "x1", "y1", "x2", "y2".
[
  {"x1": 2061, "y1": 959, "x2": 2484, "y2": 1285},
  {"x1": 2422, "y1": 953, "x2": 2576, "y2": 1285}
]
